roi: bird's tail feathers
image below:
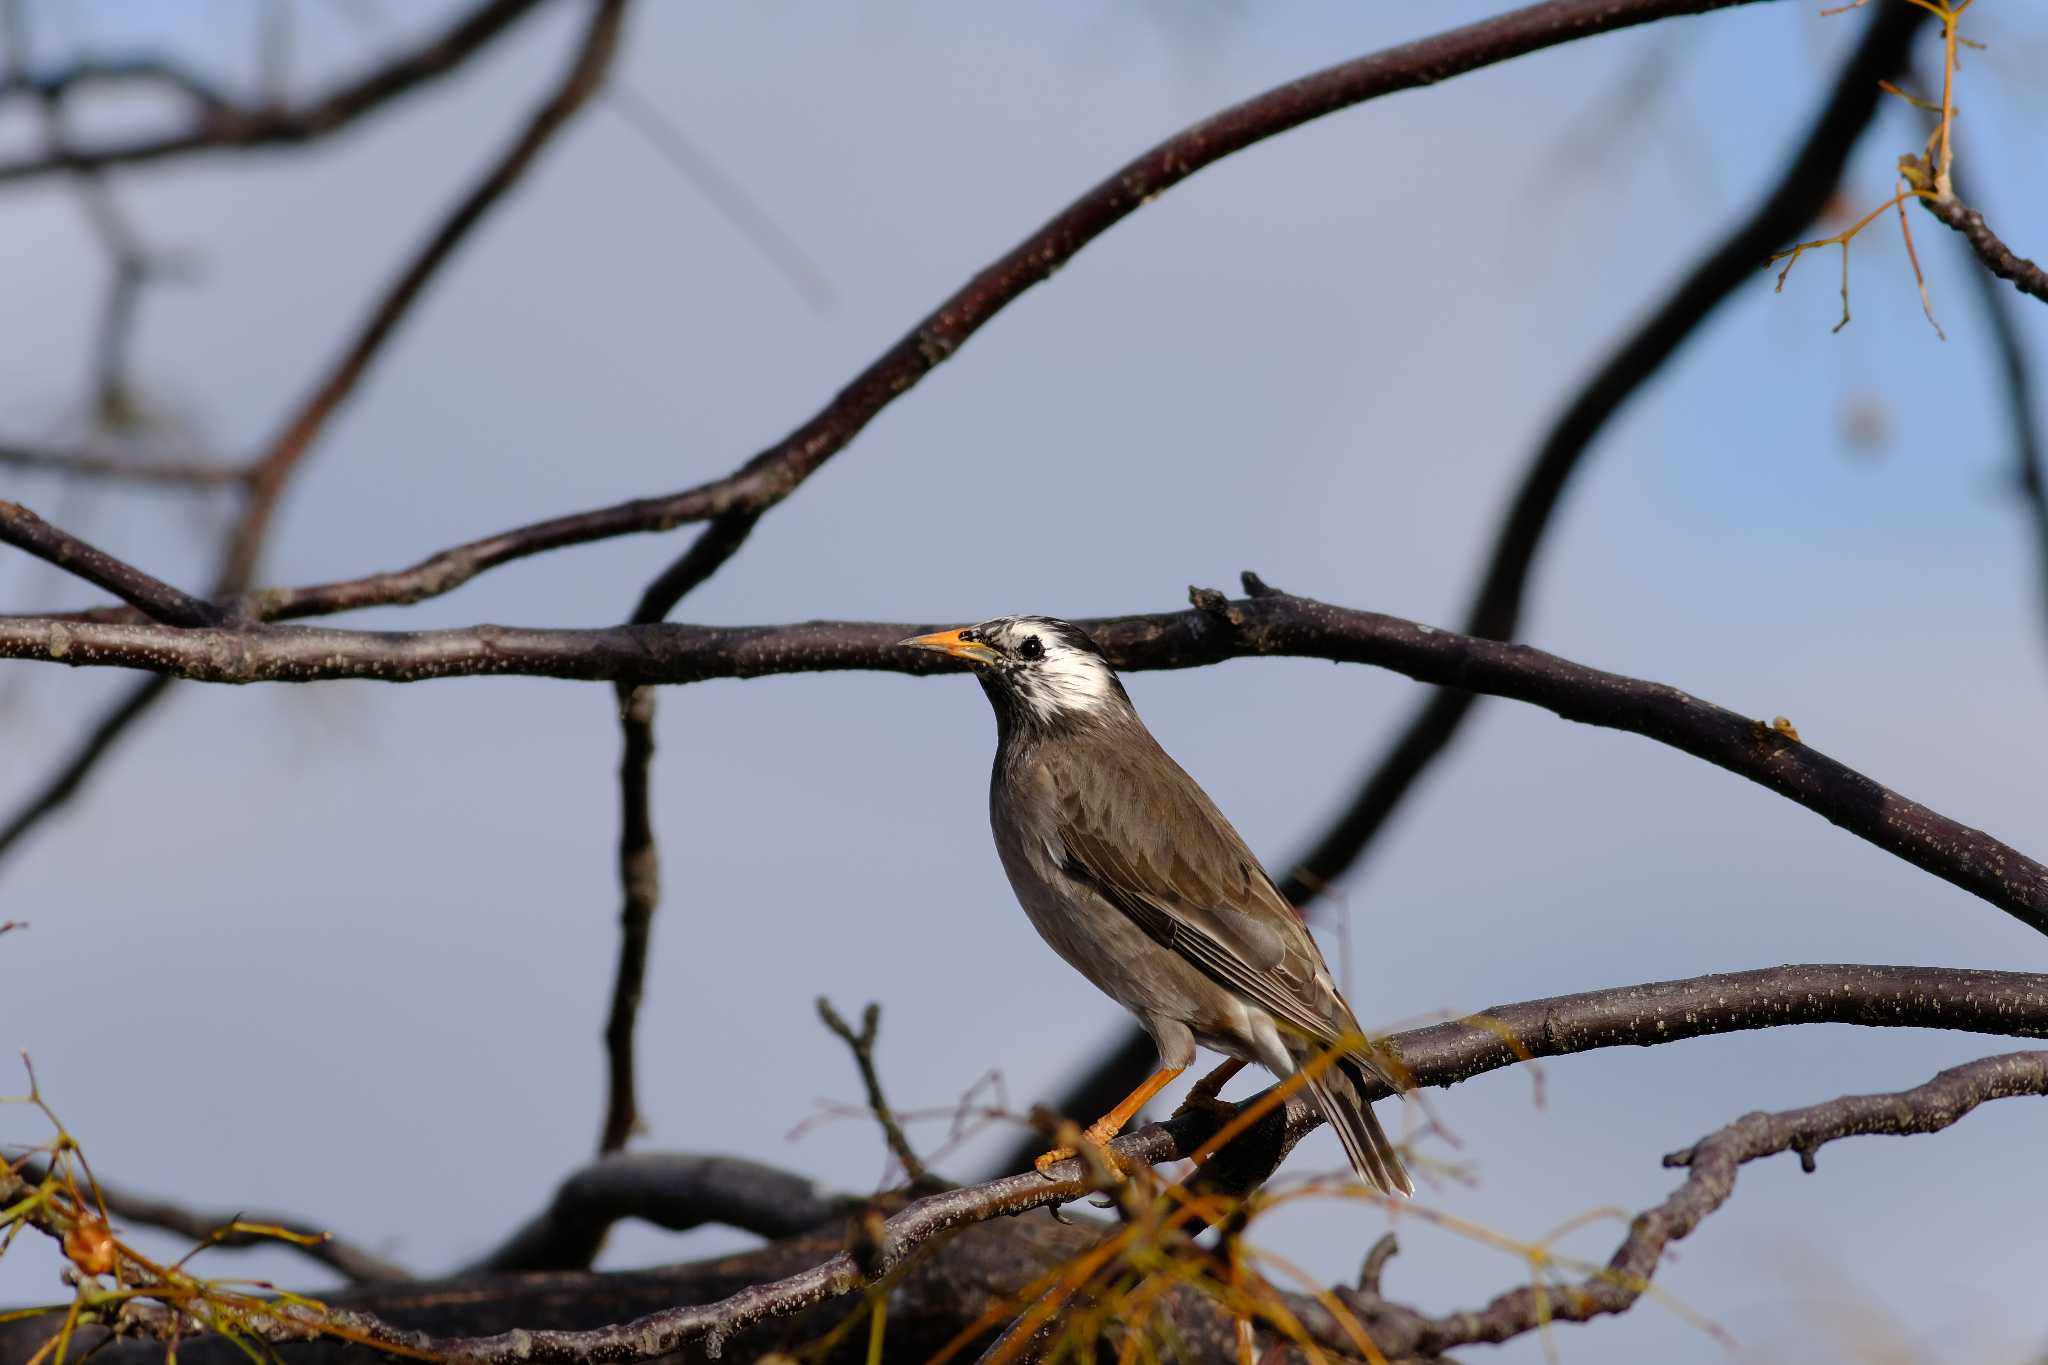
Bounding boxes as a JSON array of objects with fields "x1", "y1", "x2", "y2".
[{"x1": 1305, "y1": 1060, "x2": 1413, "y2": 1197}]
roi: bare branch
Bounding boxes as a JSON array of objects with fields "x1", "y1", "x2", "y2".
[
  {"x1": 4, "y1": 584, "x2": 2046, "y2": 937},
  {"x1": 0, "y1": 502, "x2": 222, "y2": 626},
  {"x1": 78, "y1": 963, "x2": 2048, "y2": 1362},
  {"x1": 1315, "y1": 1051, "x2": 2048, "y2": 1357},
  {"x1": 468, "y1": 1153, "x2": 851, "y2": 1275},
  {"x1": 221, "y1": 0, "x2": 628, "y2": 591},
  {"x1": 153, "y1": 0, "x2": 1801, "y2": 630},
  {"x1": 0, "y1": 0, "x2": 551, "y2": 185},
  {"x1": 1275, "y1": 0, "x2": 1927, "y2": 907}
]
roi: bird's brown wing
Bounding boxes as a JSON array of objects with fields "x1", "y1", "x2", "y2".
[{"x1": 1040, "y1": 732, "x2": 1373, "y2": 1064}]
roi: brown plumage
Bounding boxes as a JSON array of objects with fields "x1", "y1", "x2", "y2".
[{"x1": 903, "y1": 614, "x2": 1411, "y2": 1195}]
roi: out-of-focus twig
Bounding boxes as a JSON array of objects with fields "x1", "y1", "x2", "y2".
[{"x1": 0, "y1": 0, "x2": 552, "y2": 185}]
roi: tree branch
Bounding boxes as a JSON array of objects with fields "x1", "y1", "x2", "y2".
[
  {"x1": 1019, "y1": 2, "x2": 1929, "y2": 1168},
  {"x1": 4, "y1": 583, "x2": 2045, "y2": 936},
  {"x1": 0, "y1": 0, "x2": 552, "y2": 185},
  {"x1": 468, "y1": 1153, "x2": 852, "y2": 1275},
  {"x1": 68, "y1": 0, "x2": 1793, "y2": 632},
  {"x1": 0, "y1": 442, "x2": 240, "y2": 489},
  {"x1": 0, "y1": 501, "x2": 223, "y2": 626},
  {"x1": 1925, "y1": 192, "x2": 2048, "y2": 306},
  {"x1": 1313, "y1": 1050, "x2": 2048, "y2": 1357},
  {"x1": 69, "y1": 963, "x2": 2048, "y2": 1363},
  {"x1": 598, "y1": 511, "x2": 761, "y2": 1154}
]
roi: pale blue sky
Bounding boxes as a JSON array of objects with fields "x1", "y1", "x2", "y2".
[{"x1": 3, "y1": 4, "x2": 2047, "y2": 1362}]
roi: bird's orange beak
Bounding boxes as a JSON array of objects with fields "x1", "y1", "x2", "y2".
[{"x1": 899, "y1": 627, "x2": 999, "y2": 665}]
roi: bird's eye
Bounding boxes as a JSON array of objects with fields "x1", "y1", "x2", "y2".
[{"x1": 1018, "y1": 635, "x2": 1044, "y2": 661}]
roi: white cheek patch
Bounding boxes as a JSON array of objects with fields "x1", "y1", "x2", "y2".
[{"x1": 1017, "y1": 644, "x2": 1117, "y2": 721}]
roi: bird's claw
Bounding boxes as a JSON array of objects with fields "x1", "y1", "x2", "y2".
[{"x1": 1032, "y1": 1135, "x2": 1126, "y2": 1182}]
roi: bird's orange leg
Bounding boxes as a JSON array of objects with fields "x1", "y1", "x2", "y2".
[{"x1": 1034, "y1": 1066, "x2": 1185, "y2": 1177}]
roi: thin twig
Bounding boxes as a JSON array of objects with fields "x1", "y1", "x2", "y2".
[
  {"x1": 817, "y1": 998, "x2": 946, "y2": 1192},
  {"x1": 0, "y1": 0, "x2": 551, "y2": 185},
  {"x1": 598, "y1": 509, "x2": 761, "y2": 1155}
]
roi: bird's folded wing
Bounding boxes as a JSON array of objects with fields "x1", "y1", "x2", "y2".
[{"x1": 1044, "y1": 741, "x2": 1378, "y2": 1069}]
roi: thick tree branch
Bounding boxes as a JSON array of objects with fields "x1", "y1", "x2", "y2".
[
  {"x1": 4, "y1": 584, "x2": 2044, "y2": 936},
  {"x1": 65, "y1": 964, "x2": 2048, "y2": 1363},
  {"x1": 0, "y1": 0, "x2": 551, "y2": 185}
]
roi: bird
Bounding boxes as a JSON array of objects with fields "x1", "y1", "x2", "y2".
[{"x1": 900, "y1": 615, "x2": 1412, "y2": 1196}]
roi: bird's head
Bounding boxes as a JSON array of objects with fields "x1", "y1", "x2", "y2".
[{"x1": 900, "y1": 615, "x2": 1129, "y2": 730}]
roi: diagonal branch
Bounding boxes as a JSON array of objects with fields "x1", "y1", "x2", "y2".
[
  {"x1": 80, "y1": 0, "x2": 1802, "y2": 632},
  {"x1": 5, "y1": 583, "x2": 2044, "y2": 936},
  {"x1": 1011, "y1": 0, "x2": 1929, "y2": 1180},
  {"x1": 1275, "y1": 0, "x2": 1926, "y2": 907},
  {"x1": 1924, "y1": 192, "x2": 2048, "y2": 306},
  {"x1": 0, "y1": 502, "x2": 223, "y2": 626},
  {"x1": 74, "y1": 963, "x2": 2048, "y2": 1363}
]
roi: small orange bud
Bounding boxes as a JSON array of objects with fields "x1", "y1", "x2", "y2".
[{"x1": 62, "y1": 1216, "x2": 117, "y2": 1277}]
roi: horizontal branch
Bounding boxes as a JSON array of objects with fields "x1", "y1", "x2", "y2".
[
  {"x1": 90, "y1": 963, "x2": 2048, "y2": 1362},
  {"x1": 0, "y1": 0, "x2": 550, "y2": 185},
  {"x1": 0, "y1": 442, "x2": 243, "y2": 489},
  {"x1": 4, "y1": 581, "x2": 2045, "y2": 937}
]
